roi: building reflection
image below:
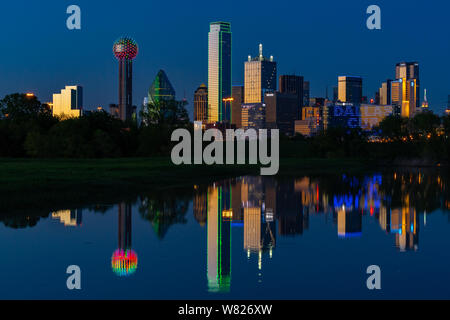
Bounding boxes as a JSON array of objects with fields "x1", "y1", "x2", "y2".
[
  {"x1": 388, "y1": 196, "x2": 419, "y2": 251},
  {"x1": 242, "y1": 177, "x2": 276, "y2": 272},
  {"x1": 51, "y1": 209, "x2": 82, "y2": 227},
  {"x1": 193, "y1": 170, "x2": 448, "y2": 291},
  {"x1": 111, "y1": 202, "x2": 138, "y2": 277},
  {"x1": 278, "y1": 179, "x2": 307, "y2": 236},
  {"x1": 207, "y1": 182, "x2": 232, "y2": 293}
]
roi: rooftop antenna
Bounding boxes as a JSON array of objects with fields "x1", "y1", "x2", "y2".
[{"x1": 259, "y1": 43, "x2": 263, "y2": 60}]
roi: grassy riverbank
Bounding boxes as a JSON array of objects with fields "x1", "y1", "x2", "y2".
[
  {"x1": 0, "y1": 157, "x2": 372, "y2": 212},
  {"x1": 0, "y1": 157, "x2": 370, "y2": 192}
]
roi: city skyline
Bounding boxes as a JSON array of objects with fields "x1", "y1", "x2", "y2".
[{"x1": 0, "y1": 0, "x2": 449, "y2": 116}]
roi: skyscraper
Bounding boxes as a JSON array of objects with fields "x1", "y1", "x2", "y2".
[
  {"x1": 148, "y1": 69, "x2": 176, "y2": 105},
  {"x1": 393, "y1": 62, "x2": 420, "y2": 117},
  {"x1": 232, "y1": 86, "x2": 244, "y2": 128},
  {"x1": 379, "y1": 80, "x2": 392, "y2": 106},
  {"x1": 265, "y1": 92, "x2": 298, "y2": 135},
  {"x1": 52, "y1": 85, "x2": 83, "y2": 118},
  {"x1": 396, "y1": 62, "x2": 419, "y2": 81},
  {"x1": 208, "y1": 22, "x2": 232, "y2": 123},
  {"x1": 241, "y1": 103, "x2": 265, "y2": 130},
  {"x1": 338, "y1": 76, "x2": 362, "y2": 105},
  {"x1": 279, "y1": 75, "x2": 304, "y2": 119},
  {"x1": 332, "y1": 85, "x2": 338, "y2": 103},
  {"x1": 113, "y1": 37, "x2": 138, "y2": 121},
  {"x1": 303, "y1": 81, "x2": 311, "y2": 107},
  {"x1": 244, "y1": 44, "x2": 277, "y2": 104},
  {"x1": 194, "y1": 84, "x2": 208, "y2": 123}
]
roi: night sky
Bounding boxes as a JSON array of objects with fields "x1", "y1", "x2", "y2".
[{"x1": 1, "y1": 0, "x2": 449, "y2": 116}]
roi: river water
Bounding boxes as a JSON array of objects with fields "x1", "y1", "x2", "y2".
[{"x1": 1, "y1": 169, "x2": 449, "y2": 299}]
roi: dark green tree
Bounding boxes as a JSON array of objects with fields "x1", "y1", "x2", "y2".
[
  {"x1": 0, "y1": 93, "x2": 50, "y2": 120},
  {"x1": 141, "y1": 99, "x2": 189, "y2": 126},
  {"x1": 378, "y1": 115, "x2": 408, "y2": 140},
  {"x1": 410, "y1": 111, "x2": 441, "y2": 138}
]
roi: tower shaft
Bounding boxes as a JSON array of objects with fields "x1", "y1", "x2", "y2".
[{"x1": 118, "y1": 59, "x2": 133, "y2": 121}]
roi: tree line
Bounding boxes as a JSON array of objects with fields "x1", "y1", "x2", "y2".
[
  {"x1": 0, "y1": 93, "x2": 191, "y2": 158},
  {"x1": 1, "y1": 92, "x2": 449, "y2": 162},
  {"x1": 285, "y1": 112, "x2": 450, "y2": 162}
]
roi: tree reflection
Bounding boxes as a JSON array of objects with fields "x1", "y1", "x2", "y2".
[{"x1": 138, "y1": 190, "x2": 190, "y2": 239}]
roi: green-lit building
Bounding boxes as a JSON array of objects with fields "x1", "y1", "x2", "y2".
[
  {"x1": 207, "y1": 182, "x2": 232, "y2": 293},
  {"x1": 208, "y1": 22, "x2": 232, "y2": 123},
  {"x1": 148, "y1": 69, "x2": 176, "y2": 105}
]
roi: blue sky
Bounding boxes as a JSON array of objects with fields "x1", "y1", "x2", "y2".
[{"x1": 0, "y1": 0, "x2": 449, "y2": 115}]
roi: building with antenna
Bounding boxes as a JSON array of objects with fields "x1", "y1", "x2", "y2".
[
  {"x1": 421, "y1": 89, "x2": 429, "y2": 109},
  {"x1": 244, "y1": 44, "x2": 277, "y2": 104}
]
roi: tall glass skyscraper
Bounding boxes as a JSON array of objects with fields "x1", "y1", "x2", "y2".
[{"x1": 208, "y1": 22, "x2": 232, "y2": 123}]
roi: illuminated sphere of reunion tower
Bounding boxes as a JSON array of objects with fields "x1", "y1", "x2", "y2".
[{"x1": 113, "y1": 37, "x2": 138, "y2": 121}]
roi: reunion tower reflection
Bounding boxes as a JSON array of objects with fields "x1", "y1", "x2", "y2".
[{"x1": 111, "y1": 203, "x2": 138, "y2": 277}]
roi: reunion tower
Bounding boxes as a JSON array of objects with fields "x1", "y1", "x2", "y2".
[{"x1": 113, "y1": 37, "x2": 138, "y2": 121}]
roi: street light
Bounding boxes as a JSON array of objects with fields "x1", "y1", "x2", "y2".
[{"x1": 222, "y1": 97, "x2": 234, "y2": 122}]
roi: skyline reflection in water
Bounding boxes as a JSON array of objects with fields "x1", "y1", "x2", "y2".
[{"x1": 0, "y1": 169, "x2": 449, "y2": 299}]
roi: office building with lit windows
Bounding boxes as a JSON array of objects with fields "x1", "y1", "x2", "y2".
[
  {"x1": 52, "y1": 85, "x2": 83, "y2": 118},
  {"x1": 392, "y1": 62, "x2": 420, "y2": 118},
  {"x1": 232, "y1": 86, "x2": 244, "y2": 128},
  {"x1": 303, "y1": 81, "x2": 311, "y2": 107},
  {"x1": 194, "y1": 84, "x2": 208, "y2": 123},
  {"x1": 295, "y1": 106, "x2": 322, "y2": 137},
  {"x1": 360, "y1": 104, "x2": 393, "y2": 130},
  {"x1": 244, "y1": 44, "x2": 277, "y2": 104},
  {"x1": 338, "y1": 76, "x2": 362, "y2": 105},
  {"x1": 241, "y1": 103, "x2": 265, "y2": 130},
  {"x1": 208, "y1": 22, "x2": 232, "y2": 123},
  {"x1": 279, "y1": 75, "x2": 304, "y2": 119},
  {"x1": 323, "y1": 102, "x2": 361, "y2": 130},
  {"x1": 379, "y1": 80, "x2": 392, "y2": 106},
  {"x1": 265, "y1": 91, "x2": 298, "y2": 135}
]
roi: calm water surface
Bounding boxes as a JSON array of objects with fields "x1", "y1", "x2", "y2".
[{"x1": 1, "y1": 169, "x2": 450, "y2": 299}]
